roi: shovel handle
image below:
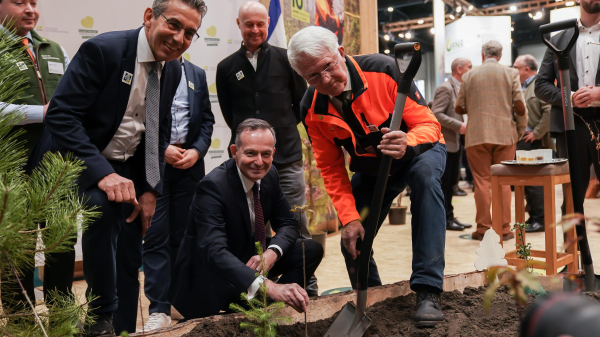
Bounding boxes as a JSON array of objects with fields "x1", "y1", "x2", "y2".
[
  {"x1": 355, "y1": 43, "x2": 422, "y2": 291},
  {"x1": 539, "y1": 19, "x2": 579, "y2": 70},
  {"x1": 395, "y1": 43, "x2": 422, "y2": 94}
]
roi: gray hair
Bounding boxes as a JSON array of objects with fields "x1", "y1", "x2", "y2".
[
  {"x1": 235, "y1": 118, "x2": 276, "y2": 147},
  {"x1": 450, "y1": 58, "x2": 470, "y2": 74},
  {"x1": 287, "y1": 26, "x2": 339, "y2": 74},
  {"x1": 152, "y1": 0, "x2": 207, "y2": 18},
  {"x1": 482, "y1": 40, "x2": 503, "y2": 59},
  {"x1": 515, "y1": 54, "x2": 538, "y2": 71}
]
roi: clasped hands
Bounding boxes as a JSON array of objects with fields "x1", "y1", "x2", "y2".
[
  {"x1": 573, "y1": 86, "x2": 600, "y2": 108},
  {"x1": 165, "y1": 145, "x2": 199, "y2": 169},
  {"x1": 97, "y1": 173, "x2": 156, "y2": 237},
  {"x1": 246, "y1": 249, "x2": 309, "y2": 313}
]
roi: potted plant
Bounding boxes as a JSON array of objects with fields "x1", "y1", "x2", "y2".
[{"x1": 388, "y1": 194, "x2": 408, "y2": 225}]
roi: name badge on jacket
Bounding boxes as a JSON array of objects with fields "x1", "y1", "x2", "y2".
[
  {"x1": 122, "y1": 71, "x2": 133, "y2": 85},
  {"x1": 47, "y1": 61, "x2": 64, "y2": 75}
]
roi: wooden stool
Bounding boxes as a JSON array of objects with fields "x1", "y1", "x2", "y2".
[{"x1": 490, "y1": 162, "x2": 577, "y2": 275}]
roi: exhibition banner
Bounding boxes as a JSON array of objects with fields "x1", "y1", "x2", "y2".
[{"x1": 444, "y1": 16, "x2": 512, "y2": 73}]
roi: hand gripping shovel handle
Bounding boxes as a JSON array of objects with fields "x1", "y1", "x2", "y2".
[{"x1": 539, "y1": 20, "x2": 595, "y2": 288}]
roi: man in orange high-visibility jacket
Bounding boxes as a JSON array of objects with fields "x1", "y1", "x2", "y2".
[{"x1": 288, "y1": 26, "x2": 447, "y2": 328}]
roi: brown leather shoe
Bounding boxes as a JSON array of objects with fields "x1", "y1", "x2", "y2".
[
  {"x1": 471, "y1": 231, "x2": 484, "y2": 240},
  {"x1": 503, "y1": 231, "x2": 515, "y2": 240}
]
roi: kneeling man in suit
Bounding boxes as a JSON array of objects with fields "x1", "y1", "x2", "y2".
[{"x1": 170, "y1": 118, "x2": 323, "y2": 319}]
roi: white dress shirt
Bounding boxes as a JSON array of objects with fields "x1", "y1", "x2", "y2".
[
  {"x1": 0, "y1": 30, "x2": 71, "y2": 125},
  {"x1": 246, "y1": 48, "x2": 260, "y2": 71},
  {"x1": 170, "y1": 60, "x2": 190, "y2": 145},
  {"x1": 101, "y1": 29, "x2": 164, "y2": 161},
  {"x1": 236, "y1": 165, "x2": 283, "y2": 299},
  {"x1": 577, "y1": 20, "x2": 600, "y2": 89}
]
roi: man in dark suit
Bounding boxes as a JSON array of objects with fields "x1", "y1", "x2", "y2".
[
  {"x1": 536, "y1": 0, "x2": 600, "y2": 213},
  {"x1": 40, "y1": 0, "x2": 206, "y2": 335},
  {"x1": 216, "y1": 3, "x2": 317, "y2": 295},
  {"x1": 139, "y1": 56, "x2": 214, "y2": 332},
  {"x1": 170, "y1": 119, "x2": 323, "y2": 320},
  {"x1": 431, "y1": 57, "x2": 472, "y2": 231}
]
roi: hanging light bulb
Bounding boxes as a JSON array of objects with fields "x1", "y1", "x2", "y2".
[
  {"x1": 387, "y1": 7, "x2": 393, "y2": 12},
  {"x1": 449, "y1": 14, "x2": 455, "y2": 19},
  {"x1": 468, "y1": 5, "x2": 473, "y2": 10},
  {"x1": 456, "y1": 5, "x2": 462, "y2": 12},
  {"x1": 384, "y1": 34, "x2": 390, "y2": 41},
  {"x1": 417, "y1": 19, "x2": 424, "y2": 24},
  {"x1": 405, "y1": 31, "x2": 413, "y2": 39},
  {"x1": 430, "y1": 27, "x2": 435, "y2": 34},
  {"x1": 384, "y1": 49, "x2": 390, "y2": 54},
  {"x1": 398, "y1": 32, "x2": 404, "y2": 38}
]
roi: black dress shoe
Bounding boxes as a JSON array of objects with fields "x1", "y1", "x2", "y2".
[
  {"x1": 414, "y1": 292, "x2": 444, "y2": 328},
  {"x1": 446, "y1": 219, "x2": 464, "y2": 231},
  {"x1": 525, "y1": 222, "x2": 545, "y2": 233},
  {"x1": 84, "y1": 313, "x2": 115, "y2": 337},
  {"x1": 453, "y1": 185, "x2": 467, "y2": 196},
  {"x1": 452, "y1": 217, "x2": 472, "y2": 228}
]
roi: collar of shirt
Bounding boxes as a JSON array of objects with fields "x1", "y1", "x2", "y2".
[
  {"x1": 236, "y1": 164, "x2": 261, "y2": 194},
  {"x1": 450, "y1": 76, "x2": 461, "y2": 90},
  {"x1": 245, "y1": 48, "x2": 260, "y2": 59},
  {"x1": 483, "y1": 58, "x2": 498, "y2": 64},
  {"x1": 329, "y1": 64, "x2": 352, "y2": 100},
  {"x1": 579, "y1": 19, "x2": 600, "y2": 32},
  {"x1": 523, "y1": 75, "x2": 536, "y2": 90},
  {"x1": 137, "y1": 29, "x2": 165, "y2": 69}
]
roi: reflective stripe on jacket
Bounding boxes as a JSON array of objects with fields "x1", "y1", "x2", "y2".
[{"x1": 300, "y1": 54, "x2": 444, "y2": 226}]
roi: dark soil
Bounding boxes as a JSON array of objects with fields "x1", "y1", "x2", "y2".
[{"x1": 183, "y1": 286, "x2": 530, "y2": 337}]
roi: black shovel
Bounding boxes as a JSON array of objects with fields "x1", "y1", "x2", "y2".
[
  {"x1": 539, "y1": 19, "x2": 600, "y2": 291},
  {"x1": 324, "y1": 42, "x2": 422, "y2": 337}
]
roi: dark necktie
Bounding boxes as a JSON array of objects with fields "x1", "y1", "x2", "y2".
[
  {"x1": 252, "y1": 182, "x2": 266, "y2": 251},
  {"x1": 145, "y1": 62, "x2": 160, "y2": 189}
]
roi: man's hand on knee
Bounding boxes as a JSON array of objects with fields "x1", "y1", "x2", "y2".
[
  {"x1": 378, "y1": 128, "x2": 408, "y2": 159},
  {"x1": 126, "y1": 191, "x2": 157, "y2": 237},
  {"x1": 265, "y1": 280, "x2": 309, "y2": 313},
  {"x1": 342, "y1": 220, "x2": 365, "y2": 260},
  {"x1": 98, "y1": 173, "x2": 137, "y2": 204}
]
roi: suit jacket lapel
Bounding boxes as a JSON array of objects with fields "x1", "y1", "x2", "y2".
[
  {"x1": 115, "y1": 28, "x2": 139, "y2": 133},
  {"x1": 227, "y1": 160, "x2": 252, "y2": 237}
]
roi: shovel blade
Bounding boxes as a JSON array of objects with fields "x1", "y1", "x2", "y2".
[{"x1": 324, "y1": 302, "x2": 371, "y2": 337}]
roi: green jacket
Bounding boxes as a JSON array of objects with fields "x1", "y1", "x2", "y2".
[
  {"x1": 10, "y1": 29, "x2": 65, "y2": 155},
  {"x1": 524, "y1": 77, "x2": 554, "y2": 150}
]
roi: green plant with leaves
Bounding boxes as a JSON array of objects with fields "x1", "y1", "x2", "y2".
[
  {"x1": 230, "y1": 242, "x2": 291, "y2": 337},
  {"x1": 512, "y1": 222, "x2": 532, "y2": 270},
  {"x1": 483, "y1": 260, "x2": 545, "y2": 317},
  {"x1": 0, "y1": 22, "x2": 98, "y2": 336}
]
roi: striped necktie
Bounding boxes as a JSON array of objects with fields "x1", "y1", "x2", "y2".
[
  {"x1": 145, "y1": 62, "x2": 160, "y2": 189},
  {"x1": 252, "y1": 182, "x2": 266, "y2": 251}
]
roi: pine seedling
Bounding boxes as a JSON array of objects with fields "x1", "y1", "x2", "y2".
[
  {"x1": 0, "y1": 21, "x2": 99, "y2": 336},
  {"x1": 230, "y1": 242, "x2": 291, "y2": 337}
]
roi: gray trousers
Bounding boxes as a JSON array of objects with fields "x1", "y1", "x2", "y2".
[{"x1": 271, "y1": 160, "x2": 311, "y2": 239}]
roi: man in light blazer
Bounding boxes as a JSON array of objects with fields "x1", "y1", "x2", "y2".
[
  {"x1": 455, "y1": 41, "x2": 528, "y2": 241},
  {"x1": 432, "y1": 57, "x2": 472, "y2": 231},
  {"x1": 514, "y1": 54, "x2": 553, "y2": 233}
]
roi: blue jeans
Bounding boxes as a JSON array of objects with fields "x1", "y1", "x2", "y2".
[{"x1": 341, "y1": 142, "x2": 447, "y2": 292}]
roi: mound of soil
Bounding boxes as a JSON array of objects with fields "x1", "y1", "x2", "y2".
[{"x1": 183, "y1": 287, "x2": 529, "y2": 337}]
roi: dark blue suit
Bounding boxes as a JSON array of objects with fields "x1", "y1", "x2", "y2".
[
  {"x1": 169, "y1": 159, "x2": 323, "y2": 320},
  {"x1": 41, "y1": 27, "x2": 181, "y2": 334},
  {"x1": 142, "y1": 59, "x2": 214, "y2": 316}
]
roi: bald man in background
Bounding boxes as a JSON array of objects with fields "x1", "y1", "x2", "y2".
[{"x1": 215, "y1": 1, "x2": 317, "y2": 295}]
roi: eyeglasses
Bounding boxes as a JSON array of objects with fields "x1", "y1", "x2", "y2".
[
  {"x1": 154, "y1": 8, "x2": 200, "y2": 43},
  {"x1": 307, "y1": 57, "x2": 339, "y2": 85}
]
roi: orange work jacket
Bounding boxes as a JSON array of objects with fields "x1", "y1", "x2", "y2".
[{"x1": 301, "y1": 54, "x2": 444, "y2": 226}]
